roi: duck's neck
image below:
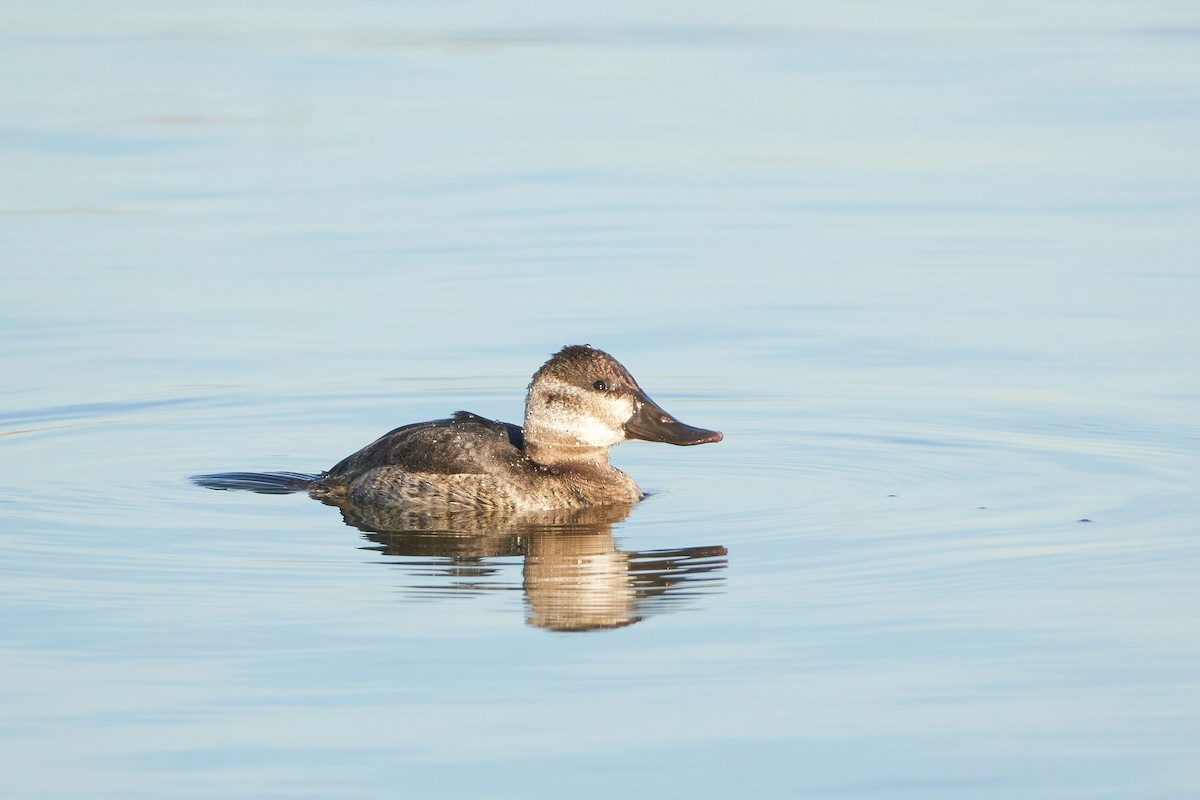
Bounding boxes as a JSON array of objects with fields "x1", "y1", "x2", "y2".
[{"x1": 523, "y1": 437, "x2": 614, "y2": 469}]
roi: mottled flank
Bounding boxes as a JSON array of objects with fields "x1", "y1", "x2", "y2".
[{"x1": 306, "y1": 411, "x2": 645, "y2": 512}]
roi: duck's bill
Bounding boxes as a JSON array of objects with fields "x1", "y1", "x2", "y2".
[{"x1": 624, "y1": 390, "x2": 723, "y2": 446}]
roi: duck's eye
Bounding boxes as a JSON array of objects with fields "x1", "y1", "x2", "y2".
[{"x1": 592, "y1": 380, "x2": 608, "y2": 392}]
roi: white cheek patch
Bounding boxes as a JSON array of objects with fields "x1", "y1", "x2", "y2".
[
  {"x1": 570, "y1": 415, "x2": 626, "y2": 447},
  {"x1": 538, "y1": 388, "x2": 632, "y2": 447}
]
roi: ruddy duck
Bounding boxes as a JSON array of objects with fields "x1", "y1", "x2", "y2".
[{"x1": 196, "y1": 345, "x2": 722, "y2": 513}]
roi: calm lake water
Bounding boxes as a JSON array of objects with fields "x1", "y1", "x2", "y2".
[{"x1": 3, "y1": 3, "x2": 1199, "y2": 798}]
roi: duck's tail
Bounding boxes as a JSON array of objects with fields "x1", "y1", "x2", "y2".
[{"x1": 191, "y1": 471, "x2": 319, "y2": 495}]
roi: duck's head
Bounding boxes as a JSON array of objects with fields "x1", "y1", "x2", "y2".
[{"x1": 523, "y1": 344, "x2": 722, "y2": 466}]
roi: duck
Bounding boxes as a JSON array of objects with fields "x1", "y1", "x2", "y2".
[{"x1": 298, "y1": 344, "x2": 722, "y2": 513}]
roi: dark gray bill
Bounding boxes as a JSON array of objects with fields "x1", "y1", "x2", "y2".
[{"x1": 624, "y1": 389, "x2": 723, "y2": 446}]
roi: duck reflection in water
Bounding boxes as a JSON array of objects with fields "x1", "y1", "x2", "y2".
[{"x1": 344, "y1": 500, "x2": 726, "y2": 632}]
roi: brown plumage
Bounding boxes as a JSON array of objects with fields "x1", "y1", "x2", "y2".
[{"x1": 306, "y1": 345, "x2": 722, "y2": 512}]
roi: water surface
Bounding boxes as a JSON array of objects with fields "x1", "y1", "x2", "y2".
[{"x1": 2, "y1": 3, "x2": 1198, "y2": 798}]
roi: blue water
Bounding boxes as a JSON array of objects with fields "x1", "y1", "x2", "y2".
[{"x1": 2, "y1": 3, "x2": 1198, "y2": 798}]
